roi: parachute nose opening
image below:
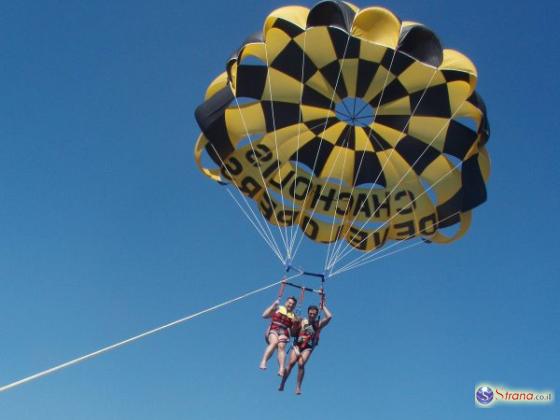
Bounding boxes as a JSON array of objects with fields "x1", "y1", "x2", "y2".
[{"x1": 335, "y1": 97, "x2": 374, "y2": 127}]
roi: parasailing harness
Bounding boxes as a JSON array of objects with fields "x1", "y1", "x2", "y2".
[{"x1": 271, "y1": 264, "x2": 327, "y2": 351}]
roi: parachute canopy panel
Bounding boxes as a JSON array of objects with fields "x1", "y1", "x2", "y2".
[{"x1": 194, "y1": 1, "x2": 490, "y2": 254}]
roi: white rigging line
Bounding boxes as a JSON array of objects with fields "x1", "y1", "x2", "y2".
[
  {"x1": 327, "y1": 71, "x2": 468, "y2": 269},
  {"x1": 329, "y1": 150, "x2": 468, "y2": 273},
  {"x1": 289, "y1": 32, "x2": 353, "y2": 261},
  {"x1": 219, "y1": 118, "x2": 341, "y2": 265},
  {"x1": 321, "y1": 124, "x2": 356, "y2": 269},
  {"x1": 0, "y1": 272, "x2": 304, "y2": 393},
  {"x1": 325, "y1": 49, "x2": 400, "y2": 268},
  {"x1": 287, "y1": 30, "x2": 308, "y2": 258},
  {"x1": 290, "y1": 125, "x2": 351, "y2": 261},
  {"x1": 216, "y1": 113, "x2": 343, "y2": 266},
  {"x1": 323, "y1": 46, "x2": 400, "y2": 270},
  {"x1": 329, "y1": 204, "x2": 465, "y2": 276},
  {"x1": 328, "y1": 130, "x2": 431, "y2": 275},
  {"x1": 328, "y1": 99, "x2": 467, "y2": 270},
  {"x1": 330, "y1": 239, "x2": 425, "y2": 277},
  {"x1": 226, "y1": 188, "x2": 285, "y2": 263},
  {"x1": 334, "y1": 236, "x2": 421, "y2": 274},
  {"x1": 232, "y1": 96, "x2": 291, "y2": 259},
  {"x1": 327, "y1": 68, "x2": 438, "y2": 269},
  {"x1": 206, "y1": 142, "x2": 285, "y2": 262},
  {"x1": 263, "y1": 42, "x2": 292, "y2": 258},
  {"x1": 331, "y1": 190, "x2": 471, "y2": 276}
]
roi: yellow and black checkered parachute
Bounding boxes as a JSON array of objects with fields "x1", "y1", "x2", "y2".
[{"x1": 194, "y1": 1, "x2": 490, "y2": 255}]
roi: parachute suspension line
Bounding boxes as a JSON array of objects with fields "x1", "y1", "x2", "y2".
[
  {"x1": 326, "y1": 149, "x2": 426, "y2": 274},
  {"x1": 330, "y1": 217, "x2": 438, "y2": 275},
  {"x1": 311, "y1": 5, "x2": 352, "y2": 262},
  {"x1": 327, "y1": 99, "x2": 467, "y2": 270},
  {"x1": 327, "y1": 68, "x2": 438, "y2": 268},
  {"x1": 329, "y1": 163, "x2": 470, "y2": 274},
  {"x1": 329, "y1": 150, "x2": 428, "y2": 273},
  {"x1": 289, "y1": 34, "x2": 351, "y2": 260},
  {"x1": 290, "y1": 119, "x2": 352, "y2": 261},
  {"x1": 336, "y1": 204, "x2": 475, "y2": 275},
  {"x1": 263, "y1": 42, "x2": 292, "y2": 260},
  {"x1": 296, "y1": 285, "x2": 306, "y2": 315},
  {"x1": 288, "y1": 30, "x2": 353, "y2": 261},
  {"x1": 0, "y1": 272, "x2": 305, "y2": 393},
  {"x1": 206, "y1": 142, "x2": 285, "y2": 262},
  {"x1": 327, "y1": 69, "x2": 442, "y2": 269},
  {"x1": 323, "y1": 45, "x2": 400, "y2": 271},
  {"x1": 225, "y1": 188, "x2": 285, "y2": 264},
  {"x1": 207, "y1": 143, "x2": 284, "y2": 260},
  {"x1": 325, "y1": 47, "x2": 400, "y2": 269},
  {"x1": 330, "y1": 239, "x2": 425, "y2": 277},
  {"x1": 321, "y1": 123, "x2": 360, "y2": 269},
  {"x1": 330, "y1": 180, "x2": 467, "y2": 278},
  {"x1": 231, "y1": 95, "x2": 291, "y2": 258},
  {"x1": 330, "y1": 208, "x2": 467, "y2": 276},
  {"x1": 287, "y1": 29, "x2": 309, "y2": 257}
]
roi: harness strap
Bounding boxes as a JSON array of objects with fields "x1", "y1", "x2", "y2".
[
  {"x1": 315, "y1": 285, "x2": 326, "y2": 347},
  {"x1": 277, "y1": 279, "x2": 286, "y2": 300},
  {"x1": 319, "y1": 289, "x2": 325, "y2": 311},
  {"x1": 298, "y1": 286, "x2": 305, "y2": 307},
  {"x1": 312, "y1": 324, "x2": 321, "y2": 348}
]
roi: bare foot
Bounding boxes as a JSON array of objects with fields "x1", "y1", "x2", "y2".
[
  {"x1": 259, "y1": 362, "x2": 267, "y2": 370},
  {"x1": 278, "y1": 368, "x2": 285, "y2": 377},
  {"x1": 295, "y1": 387, "x2": 302, "y2": 395}
]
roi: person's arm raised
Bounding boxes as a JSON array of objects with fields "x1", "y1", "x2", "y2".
[
  {"x1": 319, "y1": 304, "x2": 332, "y2": 329},
  {"x1": 262, "y1": 300, "x2": 280, "y2": 319}
]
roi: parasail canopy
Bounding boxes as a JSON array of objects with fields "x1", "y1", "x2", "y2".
[{"x1": 194, "y1": 0, "x2": 490, "y2": 273}]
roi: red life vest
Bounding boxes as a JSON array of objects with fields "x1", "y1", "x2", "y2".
[
  {"x1": 295, "y1": 319, "x2": 320, "y2": 350},
  {"x1": 270, "y1": 306, "x2": 295, "y2": 331}
]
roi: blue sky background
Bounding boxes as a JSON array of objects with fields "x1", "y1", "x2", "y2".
[{"x1": 0, "y1": 0, "x2": 558, "y2": 419}]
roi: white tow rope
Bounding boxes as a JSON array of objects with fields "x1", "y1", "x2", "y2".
[{"x1": 0, "y1": 273, "x2": 302, "y2": 393}]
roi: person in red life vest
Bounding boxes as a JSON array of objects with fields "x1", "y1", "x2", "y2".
[
  {"x1": 278, "y1": 303, "x2": 332, "y2": 395},
  {"x1": 259, "y1": 296, "x2": 298, "y2": 376}
]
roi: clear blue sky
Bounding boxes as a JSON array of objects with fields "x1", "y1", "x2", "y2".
[{"x1": 0, "y1": 1, "x2": 558, "y2": 419}]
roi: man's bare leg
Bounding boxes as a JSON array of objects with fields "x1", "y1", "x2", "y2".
[
  {"x1": 278, "y1": 350, "x2": 298, "y2": 391},
  {"x1": 259, "y1": 333, "x2": 278, "y2": 370},
  {"x1": 295, "y1": 349, "x2": 312, "y2": 395}
]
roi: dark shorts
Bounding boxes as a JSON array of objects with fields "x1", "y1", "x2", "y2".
[
  {"x1": 293, "y1": 344, "x2": 313, "y2": 357},
  {"x1": 295, "y1": 338, "x2": 314, "y2": 353}
]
